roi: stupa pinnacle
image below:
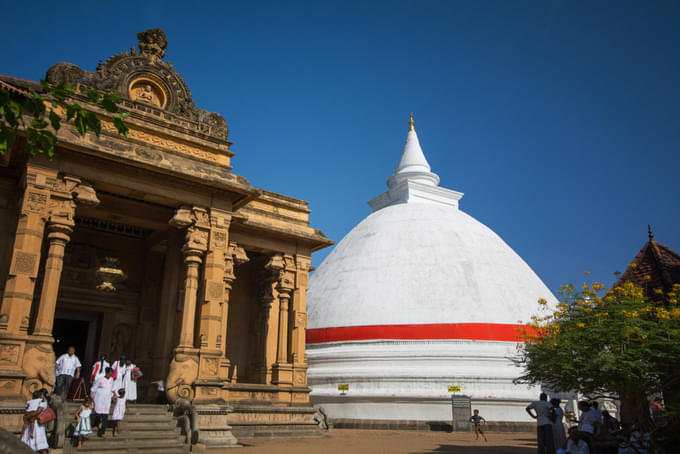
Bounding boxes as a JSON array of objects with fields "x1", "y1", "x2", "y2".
[{"x1": 369, "y1": 115, "x2": 461, "y2": 212}]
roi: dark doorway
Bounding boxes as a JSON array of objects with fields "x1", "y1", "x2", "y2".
[{"x1": 53, "y1": 318, "x2": 89, "y2": 360}]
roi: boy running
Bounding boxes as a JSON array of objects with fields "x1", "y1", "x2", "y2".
[{"x1": 470, "y1": 409, "x2": 488, "y2": 441}]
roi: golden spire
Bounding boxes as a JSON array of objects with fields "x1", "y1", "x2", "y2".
[{"x1": 409, "y1": 113, "x2": 415, "y2": 131}]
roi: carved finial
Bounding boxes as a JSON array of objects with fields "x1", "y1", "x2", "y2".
[
  {"x1": 409, "y1": 113, "x2": 415, "y2": 132},
  {"x1": 137, "y1": 28, "x2": 168, "y2": 59},
  {"x1": 648, "y1": 224, "x2": 654, "y2": 241}
]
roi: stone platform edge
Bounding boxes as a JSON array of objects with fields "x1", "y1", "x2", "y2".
[{"x1": 329, "y1": 418, "x2": 535, "y2": 433}]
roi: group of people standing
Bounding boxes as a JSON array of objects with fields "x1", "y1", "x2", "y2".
[
  {"x1": 527, "y1": 393, "x2": 621, "y2": 454},
  {"x1": 21, "y1": 347, "x2": 142, "y2": 452}
]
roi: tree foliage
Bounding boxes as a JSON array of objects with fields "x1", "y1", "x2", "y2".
[
  {"x1": 0, "y1": 80, "x2": 129, "y2": 158},
  {"x1": 514, "y1": 275, "x2": 680, "y2": 401}
]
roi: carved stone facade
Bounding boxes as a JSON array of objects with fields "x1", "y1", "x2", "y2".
[{"x1": 0, "y1": 28, "x2": 332, "y2": 440}]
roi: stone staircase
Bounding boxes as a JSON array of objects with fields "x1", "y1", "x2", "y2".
[{"x1": 63, "y1": 403, "x2": 190, "y2": 454}]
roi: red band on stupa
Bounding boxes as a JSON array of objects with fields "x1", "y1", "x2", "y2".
[{"x1": 306, "y1": 323, "x2": 533, "y2": 344}]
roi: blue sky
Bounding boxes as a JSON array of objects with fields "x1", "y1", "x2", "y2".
[{"x1": 2, "y1": 1, "x2": 678, "y2": 295}]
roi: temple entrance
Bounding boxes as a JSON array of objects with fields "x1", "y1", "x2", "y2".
[{"x1": 53, "y1": 310, "x2": 101, "y2": 377}]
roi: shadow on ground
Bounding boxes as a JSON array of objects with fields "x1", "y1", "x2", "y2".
[
  {"x1": 415, "y1": 445, "x2": 534, "y2": 454},
  {"x1": 414, "y1": 438, "x2": 536, "y2": 454}
]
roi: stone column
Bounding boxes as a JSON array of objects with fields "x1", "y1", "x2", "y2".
[
  {"x1": 0, "y1": 165, "x2": 56, "y2": 334},
  {"x1": 220, "y1": 242, "x2": 248, "y2": 381},
  {"x1": 166, "y1": 206, "x2": 208, "y2": 402},
  {"x1": 152, "y1": 230, "x2": 182, "y2": 381},
  {"x1": 178, "y1": 238, "x2": 205, "y2": 348},
  {"x1": 255, "y1": 254, "x2": 283, "y2": 384},
  {"x1": 0, "y1": 166, "x2": 99, "y2": 402},
  {"x1": 290, "y1": 255, "x2": 311, "y2": 390},
  {"x1": 32, "y1": 223, "x2": 72, "y2": 336},
  {"x1": 33, "y1": 175, "x2": 98, "y2": 337},
  {"x1": 272, "y1": 255, "x2": 295, "y2": 386}
]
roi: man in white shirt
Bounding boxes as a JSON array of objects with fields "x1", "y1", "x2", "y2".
[
  {"x1": 526, "y1": 392, "x2": 555, "y2": 454},
  {"x1": 54, "y1": 346, "x2": 81, "y2": 401}
]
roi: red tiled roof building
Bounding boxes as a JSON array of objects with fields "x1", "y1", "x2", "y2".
[{"x1": 615, "y1": 226, "x2": 680, "y2": 301}]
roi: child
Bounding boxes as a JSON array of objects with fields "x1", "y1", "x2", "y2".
[
  {"x1": 74, "y1": 397, "x2": 94, "y2": 448},
  {"x1": 469, "y1": 409, "x2": 488, "y2": 442},
  {"x1": 111, "y1": 388, "x2": 127, "y2": 436}
]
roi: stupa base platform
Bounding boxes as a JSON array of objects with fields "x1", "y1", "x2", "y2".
[{"x1": 227, "y1": 404, "x2": 325, "y2": 439}]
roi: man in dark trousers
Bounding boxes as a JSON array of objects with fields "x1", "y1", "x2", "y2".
[
  {"x1": 526, "y1": 392, "x2": 555, "y2": 454},
  {"x1": 54, "y1": 346, "x2": 81, "y2": 401}
]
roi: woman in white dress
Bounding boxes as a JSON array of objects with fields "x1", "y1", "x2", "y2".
[
  {"x1": 90, "y1": 354, "x2": 110, "y2": 385},
  {"x1": 91, "y1": 367, "x2": 115, "y2": 437},
  {"x1": 112, "y1": 355, "x2": 127, "y2": 393},
  {"x1": 123, "y1": 359, "x2": 138, "y2": 402},
  {"x1": 551, "y1": 398, "x2": 567, "y2": 451},
  {"x1": 21, "y1": 389, "x2": 49, "y2": 454}
]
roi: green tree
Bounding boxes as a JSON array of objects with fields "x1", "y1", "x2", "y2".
[
  {"x1": 0, "y1": 80, "x2": 129, "y2": 158},
  {"x1": 514, "y1": 277, "x2": 680, "y2": 449}
]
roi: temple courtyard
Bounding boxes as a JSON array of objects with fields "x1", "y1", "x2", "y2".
[{"x1": 232, "y1": 429, "x2": 535, "y2": 453}]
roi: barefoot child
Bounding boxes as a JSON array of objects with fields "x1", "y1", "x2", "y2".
[
  {"x1": 470, "y1": 409, "x2": 488, "y2": 442},
  {"x1": 112, "y1": 388, "x2": 127, "y2": 436},
  {"x1": 74, "y1": 397, "x2": 94, "y2": 448}
]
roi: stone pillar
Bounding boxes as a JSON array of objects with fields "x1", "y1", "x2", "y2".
[
  {"x1": 0, "y1": 165, "x2": 56, "y2": 334},
  {"x1": 255, "y1": 254, "x2": 283, "y2": 384},
  {"x1": 290, "y1": 255, "x2": 311, "y2": 391},
  {"x1": 166, "y1": 206, "x2": 208, "y2": 402},
  {"x1": 272, "y1": 254, "x2": 296, "y2": 386},
  {"x1": 220, "y1": 242, "x2": 249, "y2": 382},
  {"x1": 0, "y1": 166, "x2": 98, "y2": 401},
  {"x1": 32, "y1": 223, "x2": 72, "y2": 336},
  {"x1": 194, "y1": 209, "x2": 231, "y2": 402},
  {"x1": 152, "y1": 230, "x2": 182, "y2": 382}
]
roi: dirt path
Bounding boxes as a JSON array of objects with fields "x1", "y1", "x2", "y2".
[{"x1": 226, "y1": 429, "x2": 537, "y2": 454}]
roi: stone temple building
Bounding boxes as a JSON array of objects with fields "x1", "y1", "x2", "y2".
[
  {"x1": 0, "y1": 29, "x2": 331, "y2": 448},
  {"x1": 306, "y1": 116, "x2": 558, "y2": 428}
]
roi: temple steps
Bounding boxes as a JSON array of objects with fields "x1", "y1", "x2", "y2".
[{"x1": 63, "y1": 403, "x2": 190, "y2": 454}]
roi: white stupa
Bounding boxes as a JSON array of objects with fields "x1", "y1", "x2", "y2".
[{"x1": 306, "y1": 116, "x2": 558, "y2": 424}]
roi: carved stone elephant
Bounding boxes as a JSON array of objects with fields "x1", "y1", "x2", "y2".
[
  {"x1": 165, "y1": 354, "x2": 198, "y2": 402},
  {"x1": 21, "y1": 344, "x2": 55, "y2": 400}
]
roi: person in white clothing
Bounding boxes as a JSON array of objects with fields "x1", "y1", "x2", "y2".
[
  {"x1": 123, "y1": 359, "x2": 138, "y2": 402},
  {"x1": 111, "y1": 355, "x2": 127, "y2": 392},
  {"x1": 55, "y1": 346, "x2": 81, "y2": 401},
  {"x1": 90, "y1": 354, "x2": 110, "y2": 385},
  {"x1": 91, "y1": 367, "x2": 115, "y2": 437},
  {"x1": 21, "y1": 389, "x2": 49, "y2": 454},
  {"x1": 526, "y1": 392, "x2": 555, "y2": 454}
]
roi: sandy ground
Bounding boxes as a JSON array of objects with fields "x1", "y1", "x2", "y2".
[{"x1": 227, "y1": 429, "x2": 537, "y2": 454}]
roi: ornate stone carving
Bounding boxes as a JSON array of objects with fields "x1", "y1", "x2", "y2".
[
  {"x1": 22, "y1": 343, "x2": 55, "y2": 399},
  {"x1": 10, "y1": 251, "x2": 39, "y2": 277},
  {"x1": 137, "y1": 28, "x2": 168, "y2": 59},
  {"x1": 185, "y1": 227, "x2": 208, "y2": 251},
  {"x1": 25, "y1": 191, "x2": 47, "y2": 213},
  {"x1": 166, "y1": 354, "x2": 199, "y2": 402},
  {"x1": 45, "y1": 28, "x2": 229, "y2": 140},
  {"x1": 0, "y1": 344, "x2": 19, "y2": 364}
]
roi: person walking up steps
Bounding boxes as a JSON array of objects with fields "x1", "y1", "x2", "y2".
[
  {"x1": 112, "y1": 388, "x2": 127, "y2": 436},
  {"x1": 469, "y1": 409, "x2": 488, "y2": 442},
  {"x1": 74, "y1": 397, "x2": 94, "y2": 448}
]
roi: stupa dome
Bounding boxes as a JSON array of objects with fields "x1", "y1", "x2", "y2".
[{"x1": 306, "y1": 116, "x2": 557, "y2": 425}]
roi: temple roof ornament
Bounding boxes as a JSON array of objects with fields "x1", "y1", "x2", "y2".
[{"x1": 45, "y1": 28, "x2": 229, "y2": 140}]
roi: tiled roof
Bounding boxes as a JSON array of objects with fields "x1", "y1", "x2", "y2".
[
  {"x1": 0, "y1": 75, "x2": 43, "y2": 96},
  {"x1": 615, "y1": 228, "x2": 680, "y2": 298}
]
